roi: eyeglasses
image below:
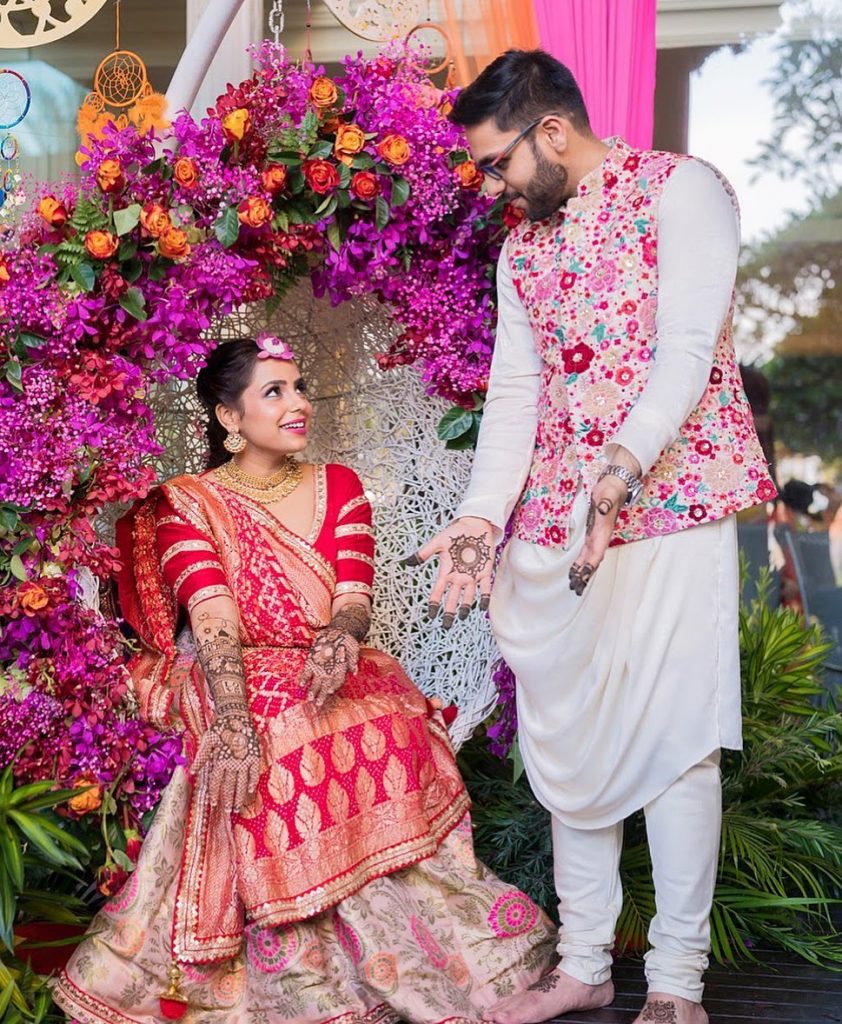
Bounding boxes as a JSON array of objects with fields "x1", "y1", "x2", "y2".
[{"x1": 477, "y1": 115, "x2": 548, "y2": 181}]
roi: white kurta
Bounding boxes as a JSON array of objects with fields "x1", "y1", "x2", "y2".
[{"x1": 456, "y1": 161, "x2": 744, "y2": 829}]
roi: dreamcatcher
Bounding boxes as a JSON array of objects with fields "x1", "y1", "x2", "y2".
[
  {"x1": 0, "y1": 68, "x2": 30, "y2": 227},
  {"x1": 77, "y1": 0, "x2": 168, "y2": 154}
]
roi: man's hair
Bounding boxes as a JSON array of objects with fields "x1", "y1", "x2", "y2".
[{"x1": 450, "y1": 49, "x2": 590, "y2": 133}]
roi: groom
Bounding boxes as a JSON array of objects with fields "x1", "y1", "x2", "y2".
[{"x1": 407, "y1": 50, "x2": 775, "y2": 1024}]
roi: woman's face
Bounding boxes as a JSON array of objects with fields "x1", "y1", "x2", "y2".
[{"x1": 217, "y1": 357, "x2": 312, "y2": 457}]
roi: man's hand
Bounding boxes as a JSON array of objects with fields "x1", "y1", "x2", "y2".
[
  {"x1": 569, "y1": 445, "x2": 641, "y2": 596},
  {"x1": 403, "y1": 516, "x2": 496, "y2": 628}
]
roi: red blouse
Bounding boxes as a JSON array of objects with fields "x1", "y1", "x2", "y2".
[{"x1": 155, "y1": 463, "x2": 375, "y2": 614}]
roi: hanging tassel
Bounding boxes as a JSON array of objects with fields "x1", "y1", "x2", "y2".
[{"x1": 159, "y1": 961, "x2": 188, "y2": 1020}]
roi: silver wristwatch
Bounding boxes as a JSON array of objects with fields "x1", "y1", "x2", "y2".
[{"x1": 599, "y1": 464, "x2": 643, "y2": 505}]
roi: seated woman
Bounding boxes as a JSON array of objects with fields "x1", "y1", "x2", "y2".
[{"x1": 53, "y1": 336, "x2": 555, "y2": 1024}]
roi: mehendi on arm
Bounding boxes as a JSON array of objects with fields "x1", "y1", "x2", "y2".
[
  {"x1": 190, "y1": 599, "x2": 261, "y2": 813},
  {"x1": 300, "y1": 598, "x2": 371, "y2": 708}
]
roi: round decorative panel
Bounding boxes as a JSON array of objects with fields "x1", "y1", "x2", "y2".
[
  {"x1": 321, "y1": 0, "x2": 425, "y2": 41},
  {"x1": 0, "y1": 0, "x2": 110, "y2": 48}
]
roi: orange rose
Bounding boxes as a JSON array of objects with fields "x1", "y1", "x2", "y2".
[
  {"x1": 309, "y1": 76, "x2": 338, "y2": 110},
  {"x1": 454, "y1": 159, "x2": 483, "y2": 190},
  {"x1": 173, "y1": 156, "x2": 198, "y2": 189},
  {"x1": 68, "y1": 773, "x2": 102, "y2": 815},
  {"x1": 350, "y1": 170, "x2": 380, "y2": 201},
  {"x1": 237, "y1": 196, "x2": 272, "y2": 228},
  {"x1": 158, "y1": 226, "x2": 190, "y2": 261},
  {"x1": 84, "y1": 229, "x2": 119, "y2": 260},
  {"x1": 222, "y1": 107, "x2": 251, "y2": 143},
  {"x1": 0, "y1": 257, "x2": 9, "y2": 283},
  {"x1": 261, "y1": 164, "x2": 288, "y2": 195},
  {"x1": 376, "y1": 134, "x2": 411, "y2": 167},
  {"x1": 302, "y1": 158, "x2": 340, "y2": 195},
  {"x1": 18, "y1": 582, "x2": 49, "y2": 615},
  {"x1": 96, "y1": 157, "x2": 125, "y2": 194},
  {"x1": 140, "y1": 202, "x2": 172, "y2": 238},
  {"x1": 37, "y1": 195, "x2": 68, "y2": 228},
  {"x1": 334, "y1": 123, "x2": 366, "y2": 164}
]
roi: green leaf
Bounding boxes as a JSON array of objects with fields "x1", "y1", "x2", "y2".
[
  {"x1": 273, "y1": 209, "x2": 289, "y2": 233},
  {"x1": 375, "y1": 195, "x2": 390, "y2": 231},
  {"x1": 113, "y1": 202, "x2": 141, "y2": 236},
  {"x1": 118, "y1": 237, "x2": 138, "y2": 262},
  {"x1": 390, "y1": 177, "x2": 411, "y2": 207},
  {"x1": 148, "y1": 261, "x2": 168, "y2": 281},
  {"x1": 437, "y1": 406, "x2": 474, "y2": 442},
  {"x1": 7, "y1": 810, "x2": 80, "y2": 870},
  {"x1": 214, "y1": 206, "x2": 240, "y2": 248},
  {"x1": 313, "y1": 193, "x2": 338, "y2": 219},
  {"x1": 118, "y1": 286, "x2": 148, "y2": 322},
  {"x1": 326, "y1": 220, "x2": 341, "y2": 252},
  {"x1": 123, "y1": 257, "x2": 143, "y2": 284},
  {"x1": 0, "y1": 827, "x2": 23, "y2": 892},
  {"x1": 111, "y1": 849, "x2": 135, "y2": 872},
  {"x1": 18, "y1": 332, "x2": 47, "y2": 351},
  {"x1": 308, "y1": 141, "x2": 333, "y2": 159},
  {"x1": 350, "y1": 153, "x2": 374, "y2": 170},
  {"x1": 69, "y1": 262, "x2": 95, "y2": 293},
  {"x1": 9, "y1": 555, "x2": 25, "y2": 581},
  {"x1": 3, "y1": 359, "x2": 22, "y2": 392},
  {"x1": 266, "y1": 150, "x2": 303, "y2": 167}
]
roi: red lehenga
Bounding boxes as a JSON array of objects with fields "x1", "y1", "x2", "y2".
[{"x1": 53, "y1": 464, "x2": 555, "y2": 1024}]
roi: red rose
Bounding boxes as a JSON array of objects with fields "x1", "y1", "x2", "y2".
[
  {"x1": 603, "y1": 172, "x2": 618, "y2": 188},
  {"x1": 302, "y1": 158, "x2": 340, "y2": 194},
  {"x1": 562, "y1": 342, "x2": 595, "y2": 376},
  {"x1": 710, "y1": 367, "x2": 723, "y2": 385},
  {"x1": 350, "y1": 170, "x2": 380, "y2": 201},
  {"x1": 641, "y1": 234, "x2": 657, "y2": 268},
  {"x1": 261, "y1": 163, "x2": 288, "y2": 195},
  {"x1": 689, "y1": 504, "x2": 707, "y2": 521},
  {"x1": 97, "y1": 860, "x2": 129, "y2": 897},
  {"x1": 560, "y1": 270, "x2": 577, "y2": 290},
  {"x1": 585, "y1": 428, "x2": 605, "y2": 447},
  {"x1": 694, "y1": 440, "x2": 713, "y2": 457},
  {"x1": 502, "y1": 202, "x2": 525, "y2": 229},
  {"x1": 125, "y1": 829, "x2": 143, "y2": 864}
]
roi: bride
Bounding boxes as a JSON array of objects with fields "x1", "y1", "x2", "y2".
[{"x1": 53, "y1": 335, "x2": 554, "y2": 1024}]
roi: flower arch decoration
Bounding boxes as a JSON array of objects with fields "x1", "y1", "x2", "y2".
[{"x1": 0, "y1": 43, "x2": 521, "y2": 876}]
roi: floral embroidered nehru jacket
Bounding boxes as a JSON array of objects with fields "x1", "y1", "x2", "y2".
[{"x1": 498, "y1": 138, "x2": 775, "y2": 549}]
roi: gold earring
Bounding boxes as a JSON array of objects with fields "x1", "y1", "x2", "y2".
[{"x1": 223, "y1": 431, "x2": 246, "y2": 454}]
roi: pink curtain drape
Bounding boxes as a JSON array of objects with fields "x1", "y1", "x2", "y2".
[{"x1": 532, "y1": 0, "x2": 657, "y2": 150}]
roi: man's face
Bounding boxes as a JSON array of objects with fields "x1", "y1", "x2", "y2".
[{"x1": 466, "y1": 116, "x2": 572, "y2": 221}]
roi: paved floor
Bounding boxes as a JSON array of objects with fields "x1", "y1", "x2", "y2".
[{"x1": 557, "y1": 953, "x2": 842, "y2": 1023}]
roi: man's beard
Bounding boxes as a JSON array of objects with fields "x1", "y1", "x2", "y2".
[{"x1": 520, "y1": 140, "x2": 570, "y2": 220}]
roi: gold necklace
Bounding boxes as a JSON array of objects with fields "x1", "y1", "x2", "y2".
[{"x1": 215, "y1": 458, "x2": 303, "y2": 505}]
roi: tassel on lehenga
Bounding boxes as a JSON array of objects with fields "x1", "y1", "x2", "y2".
[{"x1": 159, "y1": 961, "x2": 188, "y2": 1020}]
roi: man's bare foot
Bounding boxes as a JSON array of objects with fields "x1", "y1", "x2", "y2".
[
  {"x1": 482, "y1": 968, "x2": 614, "y2": 1024},
  {"x1": 633, "y1": 993, "x2": 709, "y2": 1023}
]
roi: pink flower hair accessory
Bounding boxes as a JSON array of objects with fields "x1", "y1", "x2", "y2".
[{"x1": 256, "y1": 333, "x2": 296, "y2": 361}]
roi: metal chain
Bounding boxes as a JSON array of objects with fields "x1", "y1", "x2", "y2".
[{"x1": 269, "y1": 0, "x2": 284, "y2": 44}]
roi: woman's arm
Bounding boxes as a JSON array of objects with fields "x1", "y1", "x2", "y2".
[
  {"x1": 189, "y1": 594, "x2": 261, "y2": 813},
  {"x1": 155, "y1": 496, "x2": 259, "y2": 812}
]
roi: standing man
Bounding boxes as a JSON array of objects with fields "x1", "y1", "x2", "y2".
[{"x1": 407, "y1": 50, "x2": 775, "y2": 1024}]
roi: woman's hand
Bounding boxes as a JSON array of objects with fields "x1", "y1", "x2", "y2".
[
  {"x1": 193, "y1": 710, "x2": 261, "y2": 813},
  {"x1": 300, "y1": 627, "x2": 360, "y2": 708}
]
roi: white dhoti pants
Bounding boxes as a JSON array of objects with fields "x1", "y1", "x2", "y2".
[{"x1": 489, "y1": 490, "x2": 741, "y2": 1000}]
